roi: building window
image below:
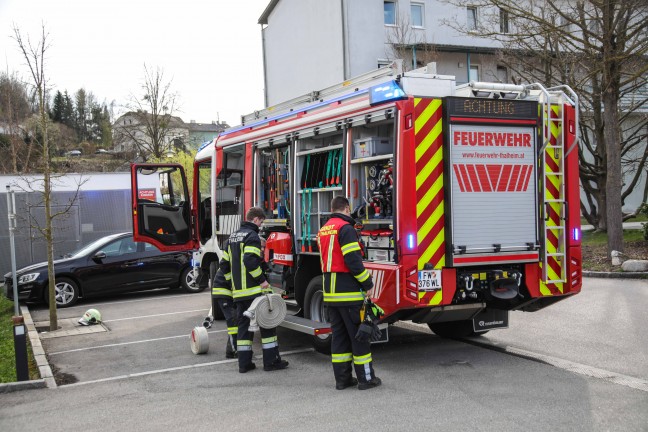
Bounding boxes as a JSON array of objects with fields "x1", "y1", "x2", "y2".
[
  {"x1": 467, "y1": 7, "x2": 477, "y2": 31},
  {"x1": 411, "y1": 3, "x2": 424, "y2": 28},
  {"x1": 496, "y1": 66, "x2": 508, "y2": 83},
  {"x1": 384, "y1": 1, "x2": 397, "y2": 26},
  {"x1": 499, "y1": 8, "x2": 509, "y2": 33},
  {"x1": 377, "y1": 59, "x2": 391, "y2": 69},
  {"x1": 469, "y1": 64, "x2": 480, "y2": 82}
]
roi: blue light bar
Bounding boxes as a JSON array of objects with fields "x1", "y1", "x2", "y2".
[
  {"x1": 408, "y1": 234, "x2": 415, "y2": 249},
  {"x1": 370, "y1": 80, "x2": 406, "y2": 106},
  {"x1": 573, "y1": 228, "x2": 581, "y2": 241}
]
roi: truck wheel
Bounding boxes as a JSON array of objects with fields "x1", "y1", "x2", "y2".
[
  {"x1": 427, "y1": 320, "x2": 488, "y2": 338},
  {"x1": 304, "y1": 276, "x2": 331, "y2": 354},
  {"x1": 209, "y1": 261, "x2": 225, "y2": 320}
]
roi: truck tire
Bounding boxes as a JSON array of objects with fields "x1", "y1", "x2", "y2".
[
  {"x1": 303, "y1": 276, "x2": 332, "y2": 354},
  {"x1": 428, "y1": 320, "x2": 488, "y2": 338},
  {"x1": 209, "y1": 261, "x2": 225, "y2": 320}
]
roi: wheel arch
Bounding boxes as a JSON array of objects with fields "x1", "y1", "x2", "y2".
[{"x1": 294, "y1": 254, "x2": 322, "y2": 309}]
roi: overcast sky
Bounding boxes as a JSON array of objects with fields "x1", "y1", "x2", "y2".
[{"x1": 0, "y1": 0, "x2": 269, "y2": 127}]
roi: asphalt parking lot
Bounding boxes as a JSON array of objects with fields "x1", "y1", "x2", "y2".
[{"x1": 3, "y1": 279, "x2": 647, "y2": 431}]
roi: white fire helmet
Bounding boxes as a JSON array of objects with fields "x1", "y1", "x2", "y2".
[{"x1": 78, "y1": 308, "x2": 102, "y2": 326}]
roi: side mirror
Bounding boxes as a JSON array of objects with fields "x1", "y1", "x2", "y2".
[{"x1": 93, "y1": 251, "x2": 107, "y2": 262}]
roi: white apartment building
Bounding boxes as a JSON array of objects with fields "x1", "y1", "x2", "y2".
[{"x1": 259, "y1": 0, "x2": 507, "y2": 106}]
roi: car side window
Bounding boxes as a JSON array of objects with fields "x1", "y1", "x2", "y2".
[
  {"x1": 143, "y1": 242, "x2": 160, "y2": 252},
  {"x1": 102, "y1": 239, "x2": 138, "y2": 257}
]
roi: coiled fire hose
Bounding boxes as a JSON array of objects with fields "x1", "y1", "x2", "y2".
[{"x1": 244, "y1": 293, "x2": 287, "y2": 330}]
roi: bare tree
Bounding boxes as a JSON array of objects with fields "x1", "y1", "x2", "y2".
[
  {"x1": 385, "y1": 15, "x2": 439, "y2": 71},
  {"x1": 114, "y1": 65, "x2": 183, "y2": 159},
  {"x1": 441, "y1": 0, "x2": 648, "y2": 257},
  {"x1": 12, "y1": 23, "x2": 59, "y2": 330}
]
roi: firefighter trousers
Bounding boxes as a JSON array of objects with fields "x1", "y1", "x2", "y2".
[
  {"x1": 213, "y1": 297, "x2": 237, "y2": 355},
  {"x1": 236, "y1": 299, "x2": 282, "y2": 368},
  {"x1": 328, "y1": 305, "x2": 376, "y2": 384}
]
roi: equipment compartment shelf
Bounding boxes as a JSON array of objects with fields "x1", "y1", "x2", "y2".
[
  {"x1": 298, "y1": 186, "x2": 343, "y2": 193},
  {"x1": 295, "y1": 144, "x2": 343, "y2": 157},
  {"x1": 350, "y1": 154, "x2": 394, "y2": 164}
]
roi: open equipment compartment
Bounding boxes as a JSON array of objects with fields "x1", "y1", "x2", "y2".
[
  {"x1": 348, "y1": 116, "x2": 397, "y2": 264},
  {"x1": 295, "y1": 130, "x2": 345, "y2": 254}
]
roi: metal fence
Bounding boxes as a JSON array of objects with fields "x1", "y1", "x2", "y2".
[{"x1": 0, "y1": 173, "x2": 133, "y2": 277}]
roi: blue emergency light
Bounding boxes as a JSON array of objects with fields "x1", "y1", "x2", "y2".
[
  {"x1": 573, "y1": 228, "x2": 581, "y2": 241},
  {"x1": 408, "y1": 234, "x2": 415, "y2": 249},
  {"x1": 370, "y1": 81, "x2": 407, "y2": 106}
]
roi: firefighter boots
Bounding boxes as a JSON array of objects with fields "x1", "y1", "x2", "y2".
[
  {"x1": 239, "y1": 363, "x2": 256, "y2": 373},
  {"x1": 335, "y1": 377, "x2": 358, "y2": 390},
  {"x1": 357, "y1": 377, "x2": 382, "y2": 390},
  {"x1": 263, "y1": 359, "x2": 289, "y2": 371}
]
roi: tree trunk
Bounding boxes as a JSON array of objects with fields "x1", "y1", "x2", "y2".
[{"x1": 603, "y1": 91, "x2": 624, "y2": 255}]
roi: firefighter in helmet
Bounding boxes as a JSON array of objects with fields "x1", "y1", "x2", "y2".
[
  {"x1": 218, "y1": 206, "x2": 288, "y2": 373},
  {"x1": 317, "y1": 196, "x2": 381, "y2": 390}
]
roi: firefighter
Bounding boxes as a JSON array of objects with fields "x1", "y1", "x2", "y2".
[
  {"x1": 317, "y1": 196, "x2": 381, "y2": 390},
  {"x1": 211, "y1": 267, "x2": 238, "y2": 359},
  {"x1": 219, "y1": 206, "x2": 289, "y2": 373}
]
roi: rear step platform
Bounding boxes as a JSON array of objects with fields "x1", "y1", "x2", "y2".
[{"x1": 281, "y1": 314, "x2": 331, "y2": 335}]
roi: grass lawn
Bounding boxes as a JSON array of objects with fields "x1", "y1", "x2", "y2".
[
  {"x1": 581, "y1": 214, "x2": 648, "y2": 225},
  {"x1": 581, "y1": 230, "x2": 648, "y2": 272},
  {"x1": 0, "y1": 295, "x2": 40, "y2": 383}
]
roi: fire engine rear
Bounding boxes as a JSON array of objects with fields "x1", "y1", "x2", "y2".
[{"x1": 129, "y1": 62, "x2": 582, "y2": 350}]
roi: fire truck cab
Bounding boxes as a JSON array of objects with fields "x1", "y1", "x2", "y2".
[{"x1": 130, "y1": 62, "x2": 582, "y2": 350}]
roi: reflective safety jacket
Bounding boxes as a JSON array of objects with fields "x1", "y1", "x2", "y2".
[
  {"x1": 211, "y1": 267, "x2": 232, "y2": 299},
  {"x1": 317, "y1": 213, "x2": 373, "y2": 306},
  {"x1": 219, "y1": 221, "x2": 267, "y2": 302}
]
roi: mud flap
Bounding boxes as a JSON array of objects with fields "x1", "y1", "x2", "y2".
[{"x1": 472, "y1": 309, "x2": 509, "y2": 332}]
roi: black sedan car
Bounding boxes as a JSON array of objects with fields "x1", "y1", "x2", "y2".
[{"x1": 3, "y1": 232, "x2": 203, "y2": 308}]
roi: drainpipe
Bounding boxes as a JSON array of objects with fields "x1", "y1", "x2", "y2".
[
  {"x1": 261, "y1": 24, "x2": 269, "y2": 108},
  {"x1": 466, "y1": 52, "x2": 471, "y2": 83},
  {"x1": 341, "y1": 0, "x2": 348, "y2": 80}
]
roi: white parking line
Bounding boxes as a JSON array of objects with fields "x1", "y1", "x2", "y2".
[
  {"x1": 48, "y1": 329, "x2": 228, "y2": 355},
  {"x1": 103, "y1": 309, "x2": 208, "y2": 323},
  {"x1": 60, "y1": 348, "x2": 315, "y2": 388}
]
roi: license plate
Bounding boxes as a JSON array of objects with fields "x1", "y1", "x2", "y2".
[{"x1": 418, "y1": 270, "x2": 442, "y2": 291}]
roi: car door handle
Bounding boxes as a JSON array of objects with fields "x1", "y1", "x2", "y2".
[{"x1": 122, "y1": 260, "x2": 141, "y2": 267}]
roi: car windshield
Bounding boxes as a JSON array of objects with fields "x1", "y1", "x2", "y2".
[{"x1": 68, "y1": 235, "x2": 125, "y2": 258}]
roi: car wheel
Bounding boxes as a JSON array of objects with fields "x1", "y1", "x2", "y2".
[
  {"x1": 427, "y1": 320, "x2": 488, "y2": 338},
  {"x1": 303, "y1": 276, "x2": 331, "y2": 354},
  {"x1": 181, "y1": 267, "x2": 205, "y2": 293},
  {"x1": 209, "y1": 261, "x2": 225, "y2": 320},
  {"x1": 43, "y1": 277, "x2": 79, "y2": 308}
]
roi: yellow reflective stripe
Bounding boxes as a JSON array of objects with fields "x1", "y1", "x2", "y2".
[
  {"x1": 211, "y1": 288, "x2": 232, "y2": 296},
  {"x1": 222, "y1": 250, "x2": 230, "y2": 262},
  {"x1": 232, "y1": 286, "x2": 262, "y2": 298},
  {"x1": 250, "y1": 267, "x2": 262, "y2": 278},
  {"x1": 237, "y1": 340, "x2": 252, "y2": 346},
  {"x1": 227, "y1": 326, "x2": 238, "y2": 335},
  {"x1": 244, "y1": 246, "x2": 261, "y2": 256},
  {"x1": 353, "y1": 353, "x2": 372, "y2": 365},
  {"x1": 355, "y1": 269, "x2": 370, "y2": 283},
  {"x1": 326, "y1": 234, "x2": 336, "y2": 272},
  {"x1": 331, "y1": 273, "x2": 336, "y2": 294},
  {"x1": 240, "y1": 251, "x2": 247, "y2": 293},
  {"x1": 224, "y1": 272, "x2": 231, "y2": 281},
  {"x1": 341, "y1": 242, "x2": 361, "y2": 255},
  {"x1": 323, "y1": 292, "x2": 364, "y2": 302},
  {"x1": 332, "y1": 353, "x2": 352, "y2": 363},
  {"x1": 261, "y1": 336, "x2": 278, "y2": 344}
]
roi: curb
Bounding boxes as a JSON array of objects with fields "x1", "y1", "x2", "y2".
[
  {"x1": 583, "y1": 271, "x2": 648, "y2": 279},
  {"x1": 0, "y1": 306, "x2": 57, "y2": 393}
]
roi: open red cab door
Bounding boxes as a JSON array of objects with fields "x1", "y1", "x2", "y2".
[{"x1": 131, "y1": 163, "x2": 199, "y2": 252}]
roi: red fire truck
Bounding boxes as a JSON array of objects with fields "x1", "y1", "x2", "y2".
[{"x1": 130, "y1": 62, "x2": 581, "y2": 350}]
